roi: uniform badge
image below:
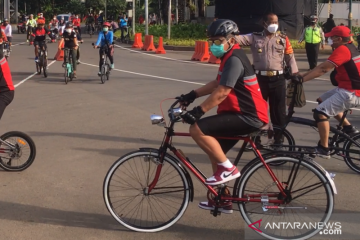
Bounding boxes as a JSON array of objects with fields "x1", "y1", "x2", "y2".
[
  {"x1": 258, "y1": 48, "x2": 262, "y2": 53},
  {"x1": 276, "y1": 39, "x2": 281, "y2": 44}
]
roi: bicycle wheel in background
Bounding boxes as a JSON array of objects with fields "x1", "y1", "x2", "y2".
[
  {"x1": 0, "y1": 131, "x2": 37, "y2": 171},
  {"x1": 103, "y1": 150, "x2": 190, "y2": 232},
  {"x1": 235, "y1": 155, "x2": 334, "y2": 240},
  {"x1": 343, "y1": 132, "x2": 360, "y2": 174}
]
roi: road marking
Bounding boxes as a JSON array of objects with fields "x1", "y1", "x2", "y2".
[
  {"x1": 80, "y1": 61, "x2": 205, "y2": 85},
  {"x1": 114, "y1": 44, "x2": 217, "y2": 67},
  {"x1": 14, "y1": 60, "x2": 56, "y2": 88},
  {"x1": 80, "y1": 61, "x2": 360, "y2": 111},
  {"x1": 12, "y1": 42, "x2": 26, "y2": 46},
  {"x1": 115, "y1": 44, "x2": 330, "y2": 81}
]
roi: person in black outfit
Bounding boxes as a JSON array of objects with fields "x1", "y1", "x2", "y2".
[
  {"x1": 59, "y1": 22, "x2": 79, "y2": 77},
  {"x1": 324, "y1": 14, "x2": 336, "y2": 43},
  {"x1": 73, "y1": 26, "x2": 83, "y2": 64}
]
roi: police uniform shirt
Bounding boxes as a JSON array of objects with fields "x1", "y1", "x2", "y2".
[
  {"x1": 235, "y1": 31, "x2": 298, "y2": 73},
  {"x1": 62, "y1": 31, "x2": 76, "y2": 49}
]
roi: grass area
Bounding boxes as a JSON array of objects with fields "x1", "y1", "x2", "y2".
[{"x1": 114, "y1": 30, "x2": 307, "y2": 49}]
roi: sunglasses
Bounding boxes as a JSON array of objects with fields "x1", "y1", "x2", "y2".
[{"x1": 208, "y1": 38, "x2": 227, "y2": 46}]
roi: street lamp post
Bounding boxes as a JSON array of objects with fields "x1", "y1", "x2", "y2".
[{"x1": 348, "y1": 0, "x2": 352, "y2": 31}]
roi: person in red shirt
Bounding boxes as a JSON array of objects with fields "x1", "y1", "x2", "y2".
[
  {"x1": 292, "y1": 26, "x2": 360, "y2": 158},
  {"x1": 177, "y1": 20, "x2": 268, "y2": 213},
  {"x1": 72, "y1": 14, "x2": 81, "y2": 34}
]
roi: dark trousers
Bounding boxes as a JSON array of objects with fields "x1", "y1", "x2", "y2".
[
  {"x1": 0, "y1": 91, "x2": 14, "y2": 120},
  {"x1": 64, "y1": 48, "x2": 77, "y2": 71},
  {"x1": 120, "y1": 26, "x2": 127, "y2": 40},
  {"x1": 305, "y1": 42, "x2": 320, "y2": 70},
  {"x1": 257, "y1": 74, "x2": 286, "y2": 143}
]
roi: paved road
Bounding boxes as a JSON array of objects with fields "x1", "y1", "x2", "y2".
[{"x1": 1, "y1": 33, "x2": 359, "y2": 240}]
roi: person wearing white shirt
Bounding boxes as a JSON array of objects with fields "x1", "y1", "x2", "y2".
[{"x1": 2, "y1": 19, "x2": 12, "y2": 50}]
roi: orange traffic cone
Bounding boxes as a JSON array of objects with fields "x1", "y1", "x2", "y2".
[
  {"x1": 155, "y1": 37, "x2": 166, "y2": 54},
  {"x1": 54, "y1": 41, "x2": 64, "y2": 61},
  {"x1": 132, "y1": 33, "x2": 143, "y2": 49}
]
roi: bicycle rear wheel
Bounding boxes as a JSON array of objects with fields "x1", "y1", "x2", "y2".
[
  {"x1": 235, "y1": 155, "x2": 334, "y2": 240},
  {"x1": 103, "y1": 150, "x2": 190, "y2": 232},
  {"x1": 0, "y1": 131, "x2": 36, "y2": 171}
]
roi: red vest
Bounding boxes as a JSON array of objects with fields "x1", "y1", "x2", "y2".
[{"x1": 217, "y1": 44, "x2": 269, "y2": 124}]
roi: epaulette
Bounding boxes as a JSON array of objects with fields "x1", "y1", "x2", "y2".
[{"x1": 277, "y1": 31, "x2": 286, "y2": 39}]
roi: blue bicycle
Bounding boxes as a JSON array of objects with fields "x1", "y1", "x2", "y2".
[{"x1": 63, "y1": 47, "x2": 75, "y2": 84}]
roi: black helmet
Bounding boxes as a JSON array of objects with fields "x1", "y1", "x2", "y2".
[
  {"x1": 65, "y1": 22, "x2": 73, "y2": 28},
  {"x1": 207, "y1": 19, "x2": 239, "y2": 38}
]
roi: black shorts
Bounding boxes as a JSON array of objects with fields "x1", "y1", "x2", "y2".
[
  {"x1": 197, "y1": 112, "x2": 260, "y2": 154},
  {"x1": 0, "y1": 91, "x2": 14, "y2": 120},
  {"x1": 6, "y1": 37, "x2": 12, "y2": 42}
]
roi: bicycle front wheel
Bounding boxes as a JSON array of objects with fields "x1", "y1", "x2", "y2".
[
  {"x1": 236, "y1": 155, "x2": 334, "y2": 240},
  {"x1": 100, "y1": 65, "x2": 106, "y2": 84},
  {"x1": 103, "y1": 150, "x2": 190, "y2": 232},
  {"x1": 0, "y1": 131, "x2": 36, "y2": 171}
]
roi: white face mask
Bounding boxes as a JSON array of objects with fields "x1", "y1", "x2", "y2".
[
  {"x1": 267, "y1": 24, "x2": 278, "y2": 33},
  {"x1": 66, "y1": 29, "x2": 72, "y2": 33},
  {"x1": 327, "y1": 37, "x2": 333, "y2": 45}
]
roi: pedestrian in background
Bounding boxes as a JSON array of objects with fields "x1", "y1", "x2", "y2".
[{"x1": 299, "y1": 15, "x2": 325, "y2": 70}]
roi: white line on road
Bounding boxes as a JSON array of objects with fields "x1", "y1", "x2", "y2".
[
  {"x1": 12, "y1": 42, "x2": 26, "y2": 46},
  {"x1": 81, "y1": 61, "x2": 360, "y2": 111},
  {"x1": 80, "y1": 62, "x2": 205, "y2": 85},
  {"x1": 115, "y1": 44, "x2": 330, "y2": 81},
  {"x1": 14, "y1": 60, "x2": 57, "y2": 88}
]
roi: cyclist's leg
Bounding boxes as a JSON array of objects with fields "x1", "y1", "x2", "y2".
[
  {"x1": 121, "y1": 27, "x2": 124, "y2": 40},
  {"x1": 63, "y1": 48, "x2": 68, "y2": 66},
  {"x1": 7, "y1": 37, "x2": 12, "y2": 50},
  {"x1": 192, "y1": 112, "x2": 260, "y2": 175},
  {"x1": 34, "y1": 42, "x2": 39, "y2": 60},
  {"x1": 99, "y1": 48, "x2": 104, "y2": 72},
  {"x1": 71, "y1": 48, "x2": 77, "y2": 73},
  {"x1": 0, "y1": 90, "x2": 14, "y2": 120},
  {"x1": 107, "y1": 47, "x2": 114, "y2": 66},
  {"x1": 76, "y1": 46, "x2": 80, "y2": 62}
]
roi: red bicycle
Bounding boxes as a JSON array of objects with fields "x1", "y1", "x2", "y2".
[{"x1": 103, "y1": 99, "x2": 336, "y2": 240}]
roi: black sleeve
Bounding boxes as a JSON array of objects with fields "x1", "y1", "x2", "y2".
[{"x1": 219, "y1": 56, "x2": 244, "y2": 88}]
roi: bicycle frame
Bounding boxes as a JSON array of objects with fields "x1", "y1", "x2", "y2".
[
  {"x1": 64, "y1": 48, "x2": 74, "y2": 75},
  {"x1": 147, "y1": 100, "x2": 290, "y2": 205}
]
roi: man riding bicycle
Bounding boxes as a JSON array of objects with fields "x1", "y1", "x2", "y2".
[
  {"x1": 59, "y1": 22, "x2": 79, "y2": 78},
  {"x1": 0, "y1": 28, "x2": 8, "y2": 59},
  {"x1": 58, "y1": 17, "x2": 66, "y2": 35},
  {"x1": 119, "y1": 14, "x2": 128, "y2": 42},
  {"x1": 178, "y1": 19, "x2": 268, "y2": 213},
  {"x1": 292, "y1": 26, "x2": 360, "y2": 159},
  {"x1": 26, "y1": 14, "x2": 37, "y2": 43},
  {"x1": 86, "y1": 13, "x2": 95, "y2": 33},
  {"x1": 48, "y1": 15, "x2": 59, "y2": 35},
  {"x1": 1, "y1": 19, "x2": 12, "y2": 51},
  {"x1": 94, "y1": 22, "x2": 114, "y2": 75},
  {"x1": 72, "y1": 15, "x2": 81, "y2": 35},
  {"x1": 30, "y1": 19, "x2": 54, "y2": 62}
]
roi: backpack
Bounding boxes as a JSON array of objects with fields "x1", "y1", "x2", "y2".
[{"x1": 286, "y1": 81, "x2": 306, "y2": 108}]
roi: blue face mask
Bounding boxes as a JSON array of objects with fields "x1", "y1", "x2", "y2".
[{"x1": 210, "y1": 44, "x2": 227, "y2": 58}]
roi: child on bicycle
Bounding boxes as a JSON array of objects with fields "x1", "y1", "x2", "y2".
[
  {"x1": 59, "y1": 22, "x2": 79, "y2": 78},
  {"x1": 178, "y1": 19, "x2": 268, "y2": 213}
]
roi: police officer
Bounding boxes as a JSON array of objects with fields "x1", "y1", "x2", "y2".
[
  {"x1": 235, "y1": 12, "x2": 298, "y2": 144},
  {"x1": 299, "y1": 15, "x2": 325, "y2": 70}
]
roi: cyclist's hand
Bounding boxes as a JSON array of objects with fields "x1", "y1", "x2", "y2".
[
  {"x1": 181, "y1": 106, "x2": 204, "y2": 125},
  {"x1": 93, "y1": 45, "x2": 98, "y2": 49},
  {"x1": 176, "y1": 90, "x2": 197, "y2": 108},
  {"x1": 290, "y1": 74, "x2": 304, "y2": 83}
]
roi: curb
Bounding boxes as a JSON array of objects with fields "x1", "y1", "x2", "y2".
[{"x1": 115, "y1": 38, "x2": 334, "y2": 54}]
